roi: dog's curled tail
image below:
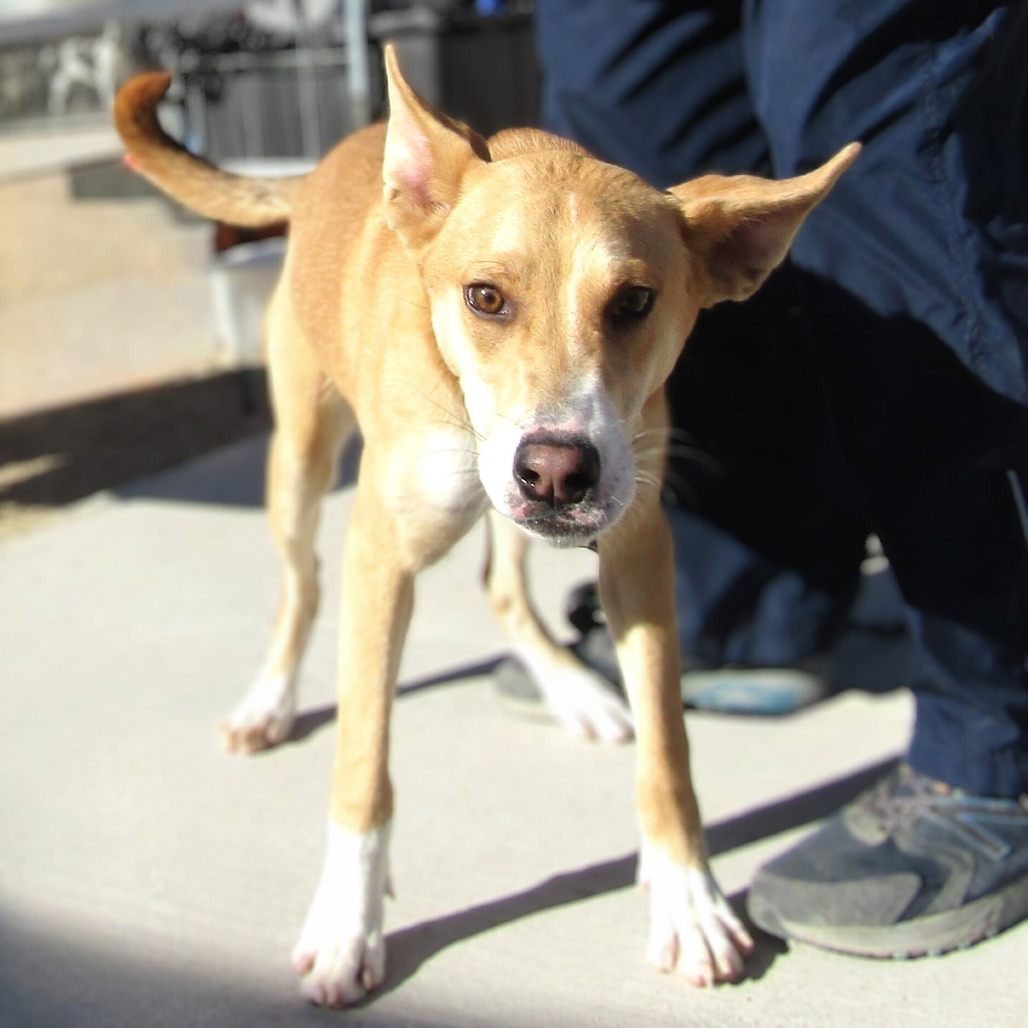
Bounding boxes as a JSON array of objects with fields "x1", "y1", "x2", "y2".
[{"x1": 114, "y1": 72, "x2": 301, "y2": 227}]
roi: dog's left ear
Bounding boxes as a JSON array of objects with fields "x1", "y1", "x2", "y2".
[
  {"x1": 670, "y1": 143, "x2": 861, "y2": 307},
  {"x1": 381, "y1": 44, "x2": 489, "y2": 254}
]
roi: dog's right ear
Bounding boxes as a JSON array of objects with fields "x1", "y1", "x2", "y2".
[{"x1": 382, "y1": 44, "x2": 489, "y2": 254}]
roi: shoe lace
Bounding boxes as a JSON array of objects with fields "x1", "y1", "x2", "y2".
[
  {"x1": 867, "y1": 767, "x2": 1028, "y2": 836},
  {"x1": 864, "y1": 765, "x2": 948, "y2": 834}
]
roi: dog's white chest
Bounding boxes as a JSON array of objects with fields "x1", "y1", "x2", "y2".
[
  {"x1": 382, "y1": 425, "x2": 484, "y2": 537},
  {"x1": 382, "y1": 427, "x2": 486, "y2": 565},
  {"x1": 412, "y1": 427, "x2": 483, "y2": 513}
]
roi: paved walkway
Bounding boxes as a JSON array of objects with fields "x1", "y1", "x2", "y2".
[{"x1": 2, "y1": 436, "x2": 1026, "y2": 1027}]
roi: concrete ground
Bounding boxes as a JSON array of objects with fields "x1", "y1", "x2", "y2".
[
  {"x1": 0, "y1": 133, "x2": 271, "y2": 542},
  {"x1": 2, "y1": 436, "x2": 1026, "y2": 1028},
  {"x1": 0, "y1": 157, "x2": 216, "y2": 420}
]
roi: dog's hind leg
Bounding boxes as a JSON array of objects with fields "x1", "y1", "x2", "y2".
[
  {"x1": 221, "y1": 288, "x2": 355, "y2": 754},
  {"x1": 484, "y1": 509, "x2": 634, "y2": 742}
]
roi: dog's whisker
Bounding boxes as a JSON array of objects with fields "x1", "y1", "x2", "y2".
[
  {"x1": 487, "y1": 407, "x2": 521, "y2": 430},
  {"x1": 410, "y1": 389, "x2": 488, "y2": 444},
  {"x1": 634, "y1": 470, "x2": 663, "y2": 492},
  {"x1": 632, "y1": 426, "x2": 670, "y2": 443},
  {"x1": 660, "y1": 465, "x2": 699, "y2": 506},
  {"x1": 633, "y1": 424, "x2": 705, "y2": 448},
  {"x1": 632, "y1": 436, "x2": 723, "y2": 476},
  {"x1": 664, "y1": 447, "x2": 722, "y2": 473}
]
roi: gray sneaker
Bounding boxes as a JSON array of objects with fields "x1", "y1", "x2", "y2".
[{"x1": 748, "y1": 764, "x2": 1028, "y2": 958}]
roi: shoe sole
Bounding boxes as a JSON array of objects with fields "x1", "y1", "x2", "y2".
[
  {"x1": 752, "y1": 868, "x2": 1028, "y2": 958},
  {"x1": 681, "y1": 667, "x2": 828, "y2": 715},
  {"x1": 496, "y1": 655, "x2": 831, "y2": 721}
]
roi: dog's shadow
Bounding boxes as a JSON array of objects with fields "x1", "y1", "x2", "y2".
[
  {"x1": 366, "y1": 757, "x2": 895, "y2": 999},
  {"x1": 286, "y1": 657, "x2": 507, "y2": 745},
  {"x1": 283, "y1": 669, "x2": 891, "y2": 993}
]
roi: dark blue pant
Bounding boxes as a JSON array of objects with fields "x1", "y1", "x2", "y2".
[{"x1": 536, "y1": 0, "x2": 1028, "y2": 796}]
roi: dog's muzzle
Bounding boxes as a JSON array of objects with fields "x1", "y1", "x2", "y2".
[{"x1": 510, "y1": 433, "x2": 607, "y2": 545}]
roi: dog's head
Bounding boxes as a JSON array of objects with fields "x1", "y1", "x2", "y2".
[{"x1": 381, "y1": 46, "x2": 858, "y2": 547}]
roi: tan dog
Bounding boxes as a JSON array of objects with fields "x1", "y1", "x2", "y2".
[{"x1": 115, "y1": 48, "x2": 857, "y2": 1006}]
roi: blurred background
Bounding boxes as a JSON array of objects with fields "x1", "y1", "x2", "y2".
[{"x1": 0, "y1": 0, "x2": 537, "y2": 537}]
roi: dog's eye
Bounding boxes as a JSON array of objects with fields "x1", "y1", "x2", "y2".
[
  {"x1": 609, "y1": 285, "x2": 655, "y2": 321},
  {"x1": 465, "y1": 283, "x2": 507, "y2": 318}
]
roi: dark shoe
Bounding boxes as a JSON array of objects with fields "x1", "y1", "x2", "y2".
[
  {"x1": 495, "y1": 582, "x2": 832, "y2": 718},
  {"x1": 748, "y1": 764, "x2": 1028, "y2": 957},
  {"x1": 492, "y1": 627, "x2": 624, "y2": 722}
]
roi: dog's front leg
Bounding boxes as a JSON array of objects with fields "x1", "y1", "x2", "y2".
[
  {"x1": 599, "y1": 501, "x2": 754, "y2": 986},
  {"x1": 292, "y1": 484, "x2": 412, "y2": 1007}
]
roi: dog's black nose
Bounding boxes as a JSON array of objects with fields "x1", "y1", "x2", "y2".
[{"x1": 514, "y1": 437, "x2": 601, "y2": 507}]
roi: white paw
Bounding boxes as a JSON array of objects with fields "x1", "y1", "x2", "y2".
[
  {"x1": 638, "y1": 842, "x2": 753, "y2": 985},
  {"x1": 529, "y1": 660, "x2": 634, "y2": 743},
  {"x1": 292, "y1": 821, "x2": 392, "y2": 1008},
  {"x1": 220, "y1": 673, "x2": 296, "y2": 754}
]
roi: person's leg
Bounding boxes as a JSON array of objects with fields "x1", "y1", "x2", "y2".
[
  {"x1": 535, "y1": 0, "x2": 767, "y2": 185},
  {"x1": 743, "y1": 0, "x2": 1028, "y2": 953},
  {"x1": 534, "y1": 0, "x2": 871, "y2": 688},
  {"x1": 663, "y1": 269, "x2": 871, "y2": 677}
]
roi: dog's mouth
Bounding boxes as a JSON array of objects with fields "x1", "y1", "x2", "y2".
[{"x1": 510, "y1": 500, "x2": 611, "y2": 548}]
